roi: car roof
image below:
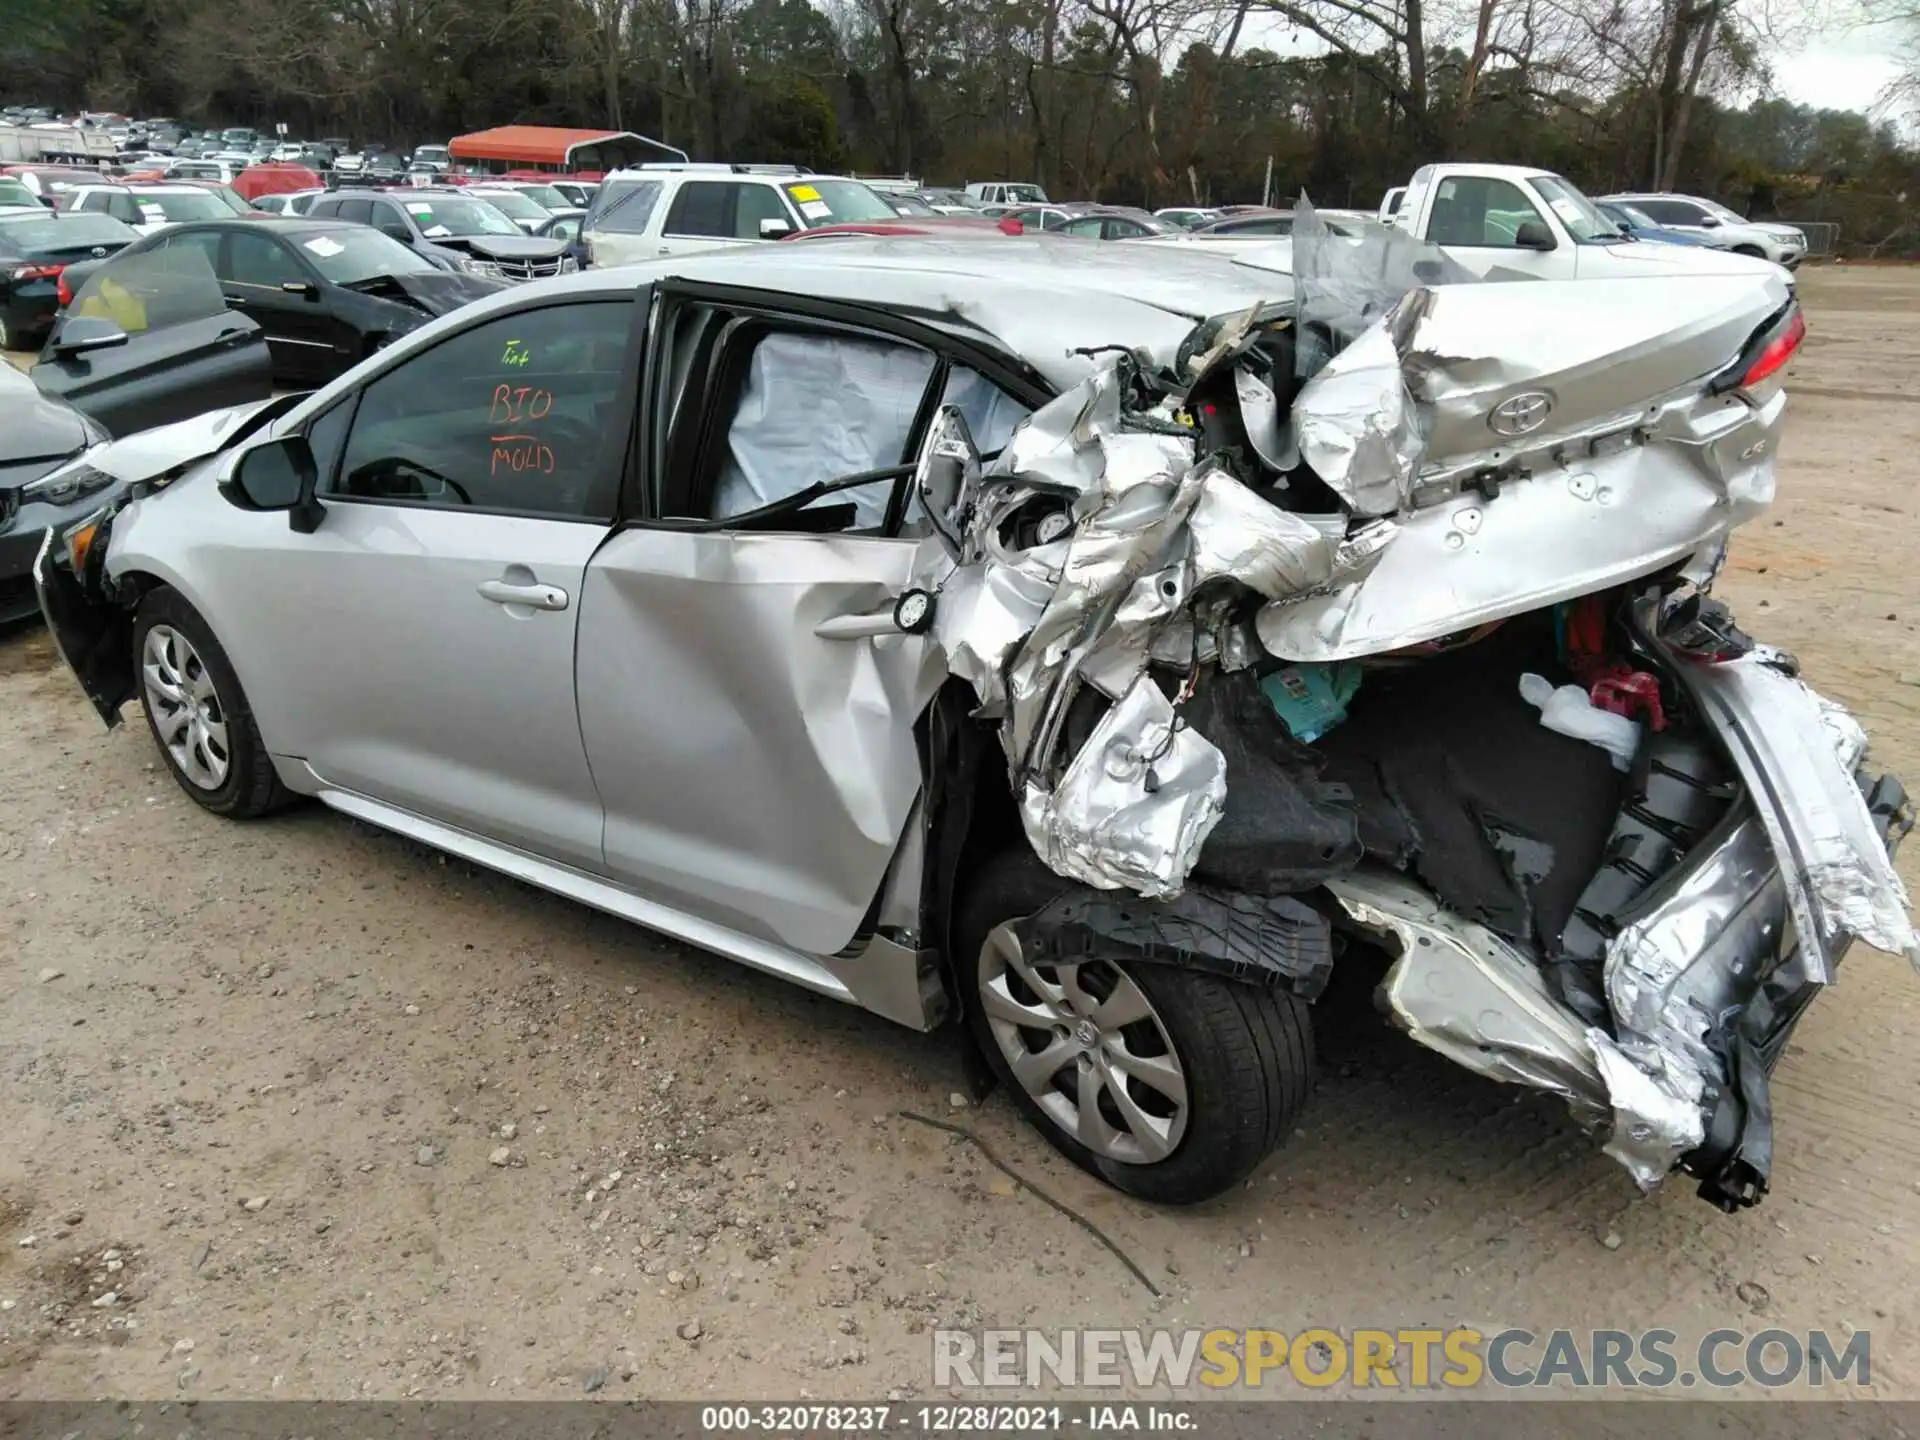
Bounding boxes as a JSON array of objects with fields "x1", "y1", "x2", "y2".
[{"x1": 439, "y1": 235, "x2": 1291, "y2": 391}]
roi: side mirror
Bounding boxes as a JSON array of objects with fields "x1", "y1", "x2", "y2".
[
  {"x1": 1699, "y1": 216, "x2": 1720, "y2": 229},
  {"x1": 49, "y1": 315, "x2": 130, "y2": 358},
  {"x1": 758, "y1": 217, "x2": 795, "y2": 239},
  {"x1": 913, "y1": 404, "x2": 981, "y2": 555},
  {"x1": 1513, "y1": 219, "x2": 1556, "y2": 251},
  {"x1": 221, "y1": 434, "x2": 324, "y2": 532},
  {"x1": 280, "y1": 280, "x2": 319, "y2": 299}
]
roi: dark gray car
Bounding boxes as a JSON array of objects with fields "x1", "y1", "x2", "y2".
[{"x1": 0, "y1": 361, "x2": 108, "y2": 622}]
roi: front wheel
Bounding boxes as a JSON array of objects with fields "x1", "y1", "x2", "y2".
[
  {"x1": 958, "y1": 849, "x2": 1315, "y2": 1204},
  {"x1": 133, "y1": 586, "x2": 292, "y2": 818}
]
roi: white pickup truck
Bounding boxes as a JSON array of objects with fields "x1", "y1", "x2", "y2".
[{"x1": 1378, "y1": 163, "x2": 1784, "y2": 282}]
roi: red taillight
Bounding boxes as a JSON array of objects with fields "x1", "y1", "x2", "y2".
[
  {"x1": 1739, "y1": 308, "x2": 1805, "y2": 389},
  {"x1": 56, "y1": 269, "x2": 73, "y2": 306},
  {"x1": 12, "y1": 262, "x2": 63, "y2": 283}
]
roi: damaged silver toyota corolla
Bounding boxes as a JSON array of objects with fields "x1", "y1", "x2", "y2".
[{"x1": 33, "y1": 227, "x2": 1914, "y2": 1212}]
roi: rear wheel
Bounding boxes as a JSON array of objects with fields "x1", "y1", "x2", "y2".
[
  {"x1": 133, "y1": 587, "x2": 291, "y2": 818},
  {"x1": 957, "y1": 848, "x2": 1315, "y2": 1204}
]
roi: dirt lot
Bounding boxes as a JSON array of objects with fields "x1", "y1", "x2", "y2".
[{"x1": 3, "y1": 266, "x2": 1920, "y2": 1403}]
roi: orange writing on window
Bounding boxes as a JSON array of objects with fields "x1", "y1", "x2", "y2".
[
  {"x1": 490, "y1": 384, "x2": 554, "y2": 426},
  {"x1": 491, "y1": 434, "x2": 556, "y2": 475}
]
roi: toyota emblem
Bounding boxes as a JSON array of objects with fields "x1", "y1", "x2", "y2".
[
  {"x1": 90, "y1": 246, "x2": 107, "y2": 258},
  {"x1": 1489, "y1": 391, "x2": 1553, "y2": 437}
]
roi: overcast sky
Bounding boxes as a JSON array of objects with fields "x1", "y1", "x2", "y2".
[{"x1": 1772, "y1": 31, "x2": 1904, "y2": 113}]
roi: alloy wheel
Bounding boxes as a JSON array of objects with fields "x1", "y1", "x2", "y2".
[
  {"x1": 977, "y1": 922, "x2": 1189, "y2": 1163},
  {"x1": 142, "y1": 624, "x2": 230, "y2": 791}
]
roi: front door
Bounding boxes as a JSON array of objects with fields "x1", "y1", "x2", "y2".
[
  {"x1": 32, "y1": 241, "x2": 270, "y2": 436},
  {"x1": 1425, "y1": 173, "x2": 1565, "y2": 279},
  {"x1": 221, "y1": 295, "x2": 640, "y2": 868}
]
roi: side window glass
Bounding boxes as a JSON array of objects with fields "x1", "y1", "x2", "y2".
[
  {"x1": 368, "y1": 202, "x2": 409, "y2": 239},
  {"x1": 1429, "y1": 177, "x2": 1545, "y2": 247},
  {"x1": 337, "y1": 198, "x2": 372, "y2": 225},
  {"x1": 591, "y1": 179, "x2": 662, "y2": 235},
  {"x1": 663, "y1": 181, "x2": 734, "y2": 238},
  {"x1": 67, "y1": 245, "x2": 226, "y2": 338},
  {"x1": 734, "y1": 184, "x2": 788, "y2": 239},
  {"x1": 330, "y1": 301, "x2": 634, "y2": 520},
  {"x1": 158, "y1": 229, "x2": 223, "y2": 280},
  {"x1": 79, "y1": 192, "x2": 108, "y2": 213},
  {"x1": 1059, "y1": 216, "x2": 1102, "y2": 237},
  {"x1": 711, "y1": 331, "x2": 935, "y2": 529},
  {"x1": 305, "y1": 398, "x2": 354, "y2": 491},
  {"x1": 228, "y1": 233, "x2": 305, "y2": 287}
]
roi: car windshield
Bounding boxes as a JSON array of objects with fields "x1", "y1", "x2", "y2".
[
  {"x1": 0, "y1": 180, "x2": 37, "y2": 208},
  {"x1": 889, "y1": 194, "x2": 937, "y2": 216},
  {"x1": 784, "y1": 179, "x2": 896, "y2": 227},
  {"x1": 1701, "y1": 198, "x2": 1747, "y2": 224},
  {"x1": 136, "y1": 190, "x2": 229, "y2": 222},
  {"x1": 1604, "y1": 202, "x2": 1657, "y2": 230},
  {"x1": 507, "y1": 184, "x2": 569, "y2": 209},
  {"x1": 295, "y1": 227, "x2": 438, "y2": 283},
  {"x1": 0, "y1": 213, "x2": 136, "y2": 250},
  {"x1": 401, "y1": 196, "x2": 520, "y2": 237},
  {"x1": 1531, "y1": 174, "x2": 1619, "y2": 243},
  {"x1": 199, "y1": 185, "x2": 252, "y2": 214},
  {"x1": 474, "y1": 189, "x2": 549, "y2": 220}
]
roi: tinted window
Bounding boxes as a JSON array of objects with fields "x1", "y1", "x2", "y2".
[
  {"x1": 1633, "y1": 199, "x2": 1706, "y2": 226},
  {"x1": 333, "y1": 198, "x2": 373, "y2": 225},
  {"x1": 67, "y1": 245, "x2": 226, "y2": 336},
  {"x1": 228, "y1": 232, "x2": 307, "y2": 286},
  {"x1": 366, "y1": 201, "x2": 410, "y2": 237},
  {"x1": 1058, "y1": 216, "x2": 1104, "y2": 237},
  {"x1": 160, "y1": 229, "x2": 224, "y2": 275},
  {"x1": 330, "y1": 302, "x2": 633, "y2": 520},
  {"x1": 591, "y1": 179, "x2": 663, "y2": 235},
  {"x1": 663, "y1": 181, "x2": 737, "y2": 238},
  {"x1": 78, "y1": 192, "x2": 111, "y2": 213}
]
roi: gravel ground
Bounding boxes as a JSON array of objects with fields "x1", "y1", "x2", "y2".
[{"x1": 3, "y1": 266, "x2": 1919, "y2": 1401}]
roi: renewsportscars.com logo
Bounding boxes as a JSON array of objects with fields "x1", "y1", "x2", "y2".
[{"x1": 932, "y1": 1327, "x2": 1872, "y2": 1391}]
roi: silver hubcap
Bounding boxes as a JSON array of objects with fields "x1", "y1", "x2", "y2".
[
  {"x1": 142, "y1": 625, "x2": 229, "y2": 791},
  {"x1": 978, "y1": 922, "x2": 1189, "y2": 1164}
]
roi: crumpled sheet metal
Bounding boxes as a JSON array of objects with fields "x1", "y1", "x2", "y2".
[
  {"x1": 1258, "y1": 385, "x2": 1784, "y2": 663},
  {"x1": 1328, "y1": 868, "x2": 1707, "y2": 1191},
  {"x1": 1186, "y1": 467, "x2": 1337, "y2": 599},
  {"x1": 1019, "y1": 673, "x2": 1226, "y2": 900},
  {"x1": 1289, "y1": 322, "x2": 1426, "y2": 519},
  {"x1": 1668, "y1": 645, "x2": 1919, "y2": 971}
]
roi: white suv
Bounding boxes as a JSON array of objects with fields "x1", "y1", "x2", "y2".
[
  {"x1": 1600, "y1": 193, "x2": 1807, "y2": 267},
  {"x1": 582, "y1": 165, "x2": 899, "y2": 268}
]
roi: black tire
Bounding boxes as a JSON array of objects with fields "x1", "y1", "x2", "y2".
[
  {"x1": 132, "y1": 586, "x2": 292, "y2": 819},
  {"x1": 956, "y1": 847, "x2": 1315, "y2": 1204}
]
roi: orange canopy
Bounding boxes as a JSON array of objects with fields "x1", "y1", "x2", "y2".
[{"x1": 446, "y1": 127, "x2": 685, "y2": 171}]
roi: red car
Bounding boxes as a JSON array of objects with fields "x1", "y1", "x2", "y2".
[{"x1": 232, "y1": 162, "x2": 325, "y2": 202}]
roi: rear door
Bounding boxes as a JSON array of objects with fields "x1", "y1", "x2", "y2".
[
  {"x1": 218, "y1": 228, "x2": 346, "y2": 383},
  {"x1": 31, "y1": 241, "x2": 269, "y2": 435},
  {"x1": 574, "y1": 283, "x2": 1040, "y2": 955}
]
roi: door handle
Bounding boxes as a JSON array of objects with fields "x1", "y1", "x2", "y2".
[{"x1": 478, "y1": 579, "x2": 569, "y2": 611}]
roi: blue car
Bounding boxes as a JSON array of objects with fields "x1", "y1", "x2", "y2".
[{"x1": 1597, "y1": 200, "x2": 1712, "y2": 247}]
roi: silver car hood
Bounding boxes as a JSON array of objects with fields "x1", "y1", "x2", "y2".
[{"x1": 86, "y1": 397, "x2": 283, "y2": 483}]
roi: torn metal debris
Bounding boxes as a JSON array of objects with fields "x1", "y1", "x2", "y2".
[{"x1": 914, "y1": 206, "x2": 1913, "y2": 1206}]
